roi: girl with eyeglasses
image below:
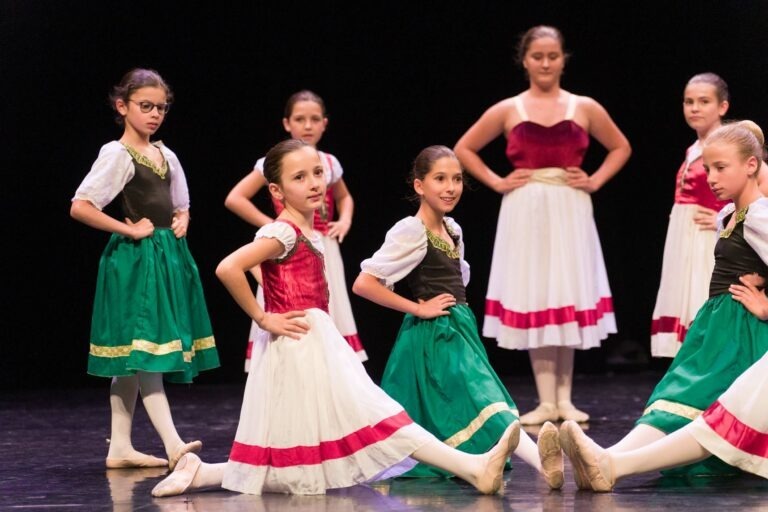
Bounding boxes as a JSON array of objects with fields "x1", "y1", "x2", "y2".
[
  {"x1": 225, "y1": 90, "x2": 366, "y2": 369},
  {"x1": 70, "y1": 68, "x2": 219, "y2": 471}
]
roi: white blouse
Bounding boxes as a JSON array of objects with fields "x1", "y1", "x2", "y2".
[
  {"x1": 72, "y1": 141, "x2": 190, "y2": 211},
  {"x1": 360, "y1": 216, "x2": 470, "y2": 289},
  {"x1": 716, "y1": 197, "x2": 768, "y2": 264}
]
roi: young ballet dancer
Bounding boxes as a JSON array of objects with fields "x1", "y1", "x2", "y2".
[
  {"x1": 454, "y1": 25, "x2": 631, "y2": 425},
  {"x1": 561, "y1": 334, "x2": 768, "y2": 491},
  {"x1": 224, "y1": 90, "x2": 365, "y2": 366},
  {"x1": 352, "y1": 145, "x2": 563, "y2": 487},
  {"x1": 586, "y1": 120, "x2": 768, "y2": 479},
  {"x1": 650, "y1": 73, "x2": 731, "y2": 357},
  {"x1": 151, "y1": 139, "x2": 520, "y2": 497},
  {"x1": 70, "y1": 69, "x2": 219, "y2": 469}
]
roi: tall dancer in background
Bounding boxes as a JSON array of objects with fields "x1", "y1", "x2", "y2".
[
  {"x1": 650, "y1": 73, "x2": 730, "y2": 357},
  {"x1": 454, "y1": 26, "x2": 631, "y2": 425},
  {"x1": 225, "y1": 90, "x2": 366, "y2": 366}
]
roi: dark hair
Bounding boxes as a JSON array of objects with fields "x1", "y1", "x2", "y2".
[
  {"x1": 263, "y1": 139, "x2": 312, "y2": 184},
  {"x1": 686, "y1": 72, "x2": 730, "y2": 103},
  {"x1": 284, "y1": 90, "x2": 327, "y2": 118},
  {"x1": 515, "y1": 25, "x2": 569, "y2": 65},
  {"x1": 705, "y1": 120, "x2": 766, "y2": 171},
  {"x1": 109, "y1": 68, "x2": 173, "y2": 125},
  {"x1": 407, "y1": 145, "x2": 461, "y2": 201}
]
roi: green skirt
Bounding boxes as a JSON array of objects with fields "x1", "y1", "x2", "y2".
[
  {"x1": 87, "y1": 229, "x2": 219, "y2": 383},
  {"x1": 381, "y1": 304, "x2": 518, "y2": 477},
  {"x1": 637, "y1": 293, "x2": 768, "y2": 475}
]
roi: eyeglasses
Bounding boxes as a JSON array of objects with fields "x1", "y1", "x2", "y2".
[{"x1": 129, "y1": 100, "x2": 171, "y2": 115}]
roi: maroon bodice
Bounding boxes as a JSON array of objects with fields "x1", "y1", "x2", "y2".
[
  {"x1": 271, "y1": 188, "x2": 335, "y2": 235},
  {"x1": 505, "y1": 120, "x2": 589, "y2": 169},
  {"x1": 261, "y1": 220, "x2": 329, "y2": 313},
  {"x1": 674, "y1": 157, "x2": 729, "y2": 211}
]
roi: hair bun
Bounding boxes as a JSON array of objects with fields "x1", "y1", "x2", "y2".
[{"x1": 736, "y1": 120, "x2": 765, "y2": 147}]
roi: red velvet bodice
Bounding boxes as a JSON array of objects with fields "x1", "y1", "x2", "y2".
[
  {"x1": 261, "y1": 220, "x2": 329, "y2": 313},
  {"x1": 505, "y1": 121, "x2": 589, "y2": 169}
]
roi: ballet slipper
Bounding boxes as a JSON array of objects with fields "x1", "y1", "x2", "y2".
[
  {"x1": 169, "y1": 440, "x2": 202, "y2": 470},
  {"x1": 106, "y1": 452, "x2": 169, "y2": 469},
  {"x1": 151, "y1": 453, "x2": 201, "y2": 497},
  {"x1": 557, "y1": 401, "x2": 590, "y2": 423},
  {"x1": 519, "y1": 403, "x2": 559, "y2": 426},
  {"x1": 567, "y1": 421, "x2": 615, "y2": 492},
  {"x1": 559, "y1": 420, "x2": 591, "y2": 490},
  {"x1": 475, "y1": 421, "x2": 520, "y2": 494},
  {"x1": 537, "y1": 421, "x2": 564, "y2": 490}
]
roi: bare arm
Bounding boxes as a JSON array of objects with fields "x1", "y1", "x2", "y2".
[
  {"x1": 455, "y1": 101, "x2": 530, "y2": 194},
  {"x1": 70, "y1": 199, "x2": 153, "y2": 240},
  {"x1": 352, "y1": 272, "x2": 454, "y2": 319},
  {"x1": 224, "y1": 170, "x2": 274, "y2": 227},
  {"x1": 216, "y1": 238, "x2": 308, "y2": 339},
  {"x1": 327, "y1": 178, "x2": 354, "y2": 242},
  {"x1": 581, "y1": 97, "x2": 632, "y2": 191}
]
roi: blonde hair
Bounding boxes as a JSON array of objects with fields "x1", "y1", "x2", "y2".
[{"x1": 704, "y1": 120, "x2": 766, "y2": 174}]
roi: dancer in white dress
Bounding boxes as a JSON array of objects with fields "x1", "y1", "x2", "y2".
[
  {"x1": 225, "y1": 90, "x2": 366, "y2": 367},
  {"x1": 454, "y1": 26, "x2": 631, "y2": 424}
]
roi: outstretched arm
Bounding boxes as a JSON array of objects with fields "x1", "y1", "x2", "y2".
[{"x1": 224, "y1": 170, "x2": 274, "y2": 227}]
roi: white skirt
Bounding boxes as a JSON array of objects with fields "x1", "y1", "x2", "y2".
[
  {"x1": 688, "y1": 351, "x2": 768, "y2": 479},
  {"x1": 650, "y1": 204, "x2": 717, "y2": 358},
  {"x1": 483, "y1": 177, "x2": 616, "y2": 350},
  {"x1": 245, "y1": 234, "x2": 366, "y2": 372},
  {"x1": 225, "y1": 309, "x2": 433, "y2": 495}
]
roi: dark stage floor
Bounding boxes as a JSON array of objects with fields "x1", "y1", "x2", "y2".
[{"x1": 3, "y1": 372, "x2": 767, "y2": 511}]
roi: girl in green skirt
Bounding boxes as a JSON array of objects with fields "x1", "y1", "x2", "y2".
[
  {"x1": 353, "y1": 146, "x2": 563, "y2": 488},
  {"x1": 601, "y1": 120, "x2": 768, "y2": 478},
  {"x1": 71, "y1": 69, "x2": 219, "y2": 470}
]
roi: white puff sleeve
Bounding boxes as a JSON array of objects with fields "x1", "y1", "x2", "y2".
[
  {"x1": 360, "y1": 217, "x2": 427, "y2": 289},
  {"x1": 255, "y1": 222, "x2": 298, "y2": 259},
  {"x1": 715, "y1": 203, "x2": 736, "y2": 238},
  {"x1": 159, "y1": 143, "x2": 190, "y2": 212},
  {"x1": 743, "y1": 198, "x2": 768, "y2": 264},
  {"x1": 254, "y1": 156, "x2": 266, "y2": 175},
  {"x1": 72, "y1": 141, "x2": 134, "y2": 210},
  {"x1": 444, "y1": 216, "x2": 471, "y2": 286},
  {"x1": 320, "y1": 152, "x2": 343, "y2": 185}
]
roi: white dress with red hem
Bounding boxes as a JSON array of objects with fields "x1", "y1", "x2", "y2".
[
  {"x1": 689, "y1": 350, "x2": 768, "y2": 478},
  {"x1": 223, "y1": 220, "x2": 433, "y2": 495}
]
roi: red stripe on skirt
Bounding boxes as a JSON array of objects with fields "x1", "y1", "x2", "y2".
[
  {"x1": 229, "y1": 410, "x2": 414, "y2": 467},
  {"x1": 650, "y1": 316, "x2": 688, "y2": 342},
  {"x1": 703, "y1": 401, "x2": 768, "y2": 457},
  {"x1": 485, "y1": 297, "x2": 614, "y2": 329},
  {"x1": 343, "y1": 334, "x2": 365, "y2": 353}
]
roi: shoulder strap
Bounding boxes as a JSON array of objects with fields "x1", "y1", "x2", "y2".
[
  {"x1": 513, "y1": 96, "x2": 529, "y2": 122},
  {"x1": 565, "y1": 94, "x2": 578, "y2": 120}
]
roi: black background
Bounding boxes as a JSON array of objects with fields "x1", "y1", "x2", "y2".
[{"x1": 3, "y1": 1, "x2": 768, "y2": 391}]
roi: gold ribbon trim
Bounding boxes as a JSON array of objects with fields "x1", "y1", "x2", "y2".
[
  {"x1": 443, "y1": 402, "x2": 519, "y2": 448},
  {"x1": 643, "y1": 399, "x2": 702, "y2": 421},
  {"x1": 90, "y1": 336, "x2": 216, "y2": 363}
]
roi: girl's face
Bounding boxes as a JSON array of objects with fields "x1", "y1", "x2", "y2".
[
  {"x1": 268, "y1": 146, "x2": 327, "y2": 214},
  {"x1": 414, "y1": 157, "x2": 464, "y2": 214},
  {"x1": 704, "y1": 142, "x2": 758, "y2": 202},
  {"x1": 683, "y1": 83, "x2": 728, "y2": 137},
  {"x1": 523, "y1": 37, "x2": 564, "y2": 88},
  {"x1": 116, "y1": 86, "x2": 168, "y2": 138},
  {"x1": 283, "y1": 100, "x2": 327, "y2": 147}
]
